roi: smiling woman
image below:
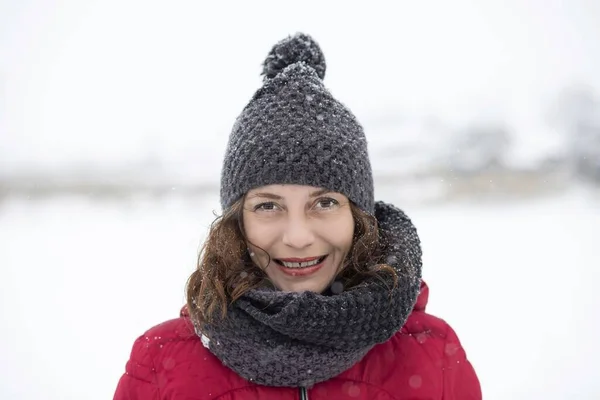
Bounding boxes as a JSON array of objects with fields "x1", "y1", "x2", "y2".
[
  {"x1": 113, "y1": 33, "x2": 481, "y2": 399},
  {"x1": 243, "y1": 185, "x2": 355, "y2": 293},
  {"x1": 187, "y1": 184, "x2": 396, "y2": 324}
]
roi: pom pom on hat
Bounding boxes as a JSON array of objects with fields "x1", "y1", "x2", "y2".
[{"x1": 262, "y1": 33, "x2": 326, "y2": 80}]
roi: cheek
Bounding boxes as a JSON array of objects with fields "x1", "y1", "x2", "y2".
[
  {"x1": 242, "y1": 213, "x2": 262, "y2": 243},
  {"x1": 326, "y1": 214, "x2": 354, "y2": 253},
  {"x1": 243, "y1": 214, "x2": 278, "y2": 250},
  {"x1": 342, "y1": 221, "x2": 354, "y2": 252}
]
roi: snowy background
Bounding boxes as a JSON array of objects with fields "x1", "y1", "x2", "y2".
[{"x1": 1, "y1": 1, "x2": 600, "y2": 399}]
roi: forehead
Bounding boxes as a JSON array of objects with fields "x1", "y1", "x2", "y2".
[
  {"x1": 246, "y1": 184, "x2": 346, "y2": 199},
  {"x1": 246, "y1": 184, "x2": 328, "y2": 198}
]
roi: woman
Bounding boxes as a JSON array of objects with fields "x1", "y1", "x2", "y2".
[{"x1": 114, "y1": 33, "x2": 481, "y2": 400}]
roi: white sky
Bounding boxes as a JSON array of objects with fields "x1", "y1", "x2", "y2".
[{"x1": 1, "y1": 0, "x2": 599, "y2": 174}]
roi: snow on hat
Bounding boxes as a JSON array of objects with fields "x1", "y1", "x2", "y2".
[{"x1": 220, "y1": 33, "x2": 374, "y2": 213}]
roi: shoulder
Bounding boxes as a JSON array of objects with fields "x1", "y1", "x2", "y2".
[
  {"x1": 389, "y1": 309, "x2": 460, "y2": 367},
  {"x1": 357, "y1": 311, "x2": 480, "y2": 399},
  {"x1": 401, "y1": 308, "x2": 451, "y2": 341},
  {"x1": 143, "y1": 316, "x2": 198, "y2": 345},
  {"x1": 379, "y1": 309, "x2": 453, "y2": 362},
  {"x1": 128, "y1": 316, "x2": 211, "y2": 365},
  {"x1": 124, "y1": 317, "x2": 200, "y2": 377},
  {"x1": 125, "y1": 317, "x2": 252, "y2": 395},
  {"x1": 337, "y1": 310, "x2": 457, "y2": 396}
]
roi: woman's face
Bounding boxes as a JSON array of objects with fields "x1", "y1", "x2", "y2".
[{"x1": 242, "y1": 184, "x2": 354, "y2": 293}]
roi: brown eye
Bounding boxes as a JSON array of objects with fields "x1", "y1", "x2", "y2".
[
  {"x1": 315, "y1": 198, "x2": 339, "y2": 210},
  {"x1": 254, "y1": 202, "x2": 279, "y2": 211}
]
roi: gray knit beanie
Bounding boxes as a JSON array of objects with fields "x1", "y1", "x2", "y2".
[{"x1": 220, "y1": 33, "x2": 374, "y2": 213}]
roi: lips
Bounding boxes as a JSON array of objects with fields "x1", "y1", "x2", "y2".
[
  {"x1": 274, "y1": 255, "x2": 328, "y2": 277},
  {"x1": 275, "y1": 255, "x2": 327, "y2": 269}
]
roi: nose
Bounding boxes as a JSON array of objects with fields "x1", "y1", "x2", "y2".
[{"x1": 281, "y1": 213, "x2": 315, "y2": 249}]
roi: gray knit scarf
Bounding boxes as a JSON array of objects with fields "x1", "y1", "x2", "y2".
[{"x1": 196, "y1": 201, "x2": 422, "y2": 387}]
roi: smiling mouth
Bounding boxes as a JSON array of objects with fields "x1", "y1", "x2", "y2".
[{"x1": 274, "y1": 255, "x2": 328, "y2": 269}]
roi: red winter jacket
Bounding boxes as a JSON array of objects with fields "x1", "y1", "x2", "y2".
[{"x1": 114, "y1": 282, "x2": 481, "y2": 399}]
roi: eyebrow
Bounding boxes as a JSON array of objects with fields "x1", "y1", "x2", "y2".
[
  {"x1": 309, "y1": 188, "x2": 331, "y2": 197},
  {"x1": 247, "y1": 188, "x2": 332, "y2": 200}
]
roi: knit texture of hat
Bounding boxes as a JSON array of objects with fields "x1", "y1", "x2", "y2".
[{"x1": 220, "y1": 33, "x2": 374, "y2": 213}]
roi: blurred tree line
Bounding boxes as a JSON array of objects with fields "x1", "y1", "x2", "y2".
[
  {"x1": 440, "y1": 84, "x2": 600, "y2": 185},
  {"x1": 553, "y1": 84, "x2": 600, "y2": 183}
]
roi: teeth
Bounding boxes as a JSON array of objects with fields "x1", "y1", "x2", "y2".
[{"x1": 281, "y1": 258, "x2": 323, "y2": 268}]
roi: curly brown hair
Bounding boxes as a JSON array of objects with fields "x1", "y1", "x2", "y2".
[{"x1": 186, "y1": 196, "x2": 397, "y2": 329}]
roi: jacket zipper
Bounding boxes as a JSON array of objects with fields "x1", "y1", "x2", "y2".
[{"x1": 299, "y1": 386, "x2": 308, "y2": 400}]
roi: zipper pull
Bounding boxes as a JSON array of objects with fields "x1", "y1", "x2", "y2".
[{"x1": 299, "y1": 386, "x2": 308, "y2": 400}]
